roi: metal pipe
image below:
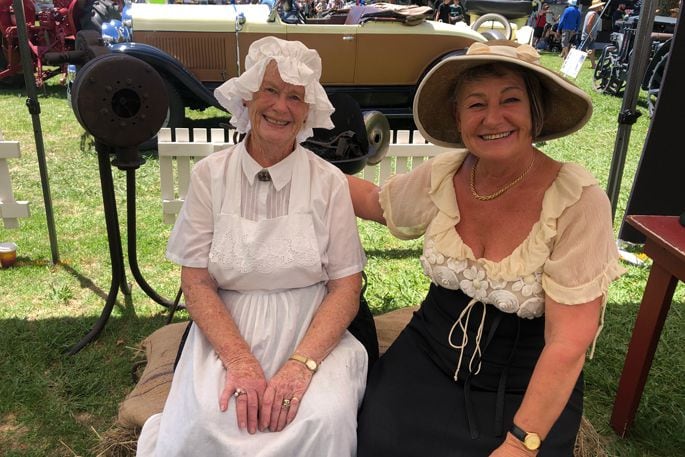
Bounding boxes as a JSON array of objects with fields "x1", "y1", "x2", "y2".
[
  {"x1": 11, "y1": 0, "x2": 59, "y2": 264},
  {"x1": 68, "y1": 144, "x2": 129, "y2": 354},
  {"x1": 126, "y1": 169, "x2": 175, "y2": 308}
]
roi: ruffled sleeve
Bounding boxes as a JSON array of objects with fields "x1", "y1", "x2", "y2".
[
  {"x1": 378, "y1": 150, "x2": 466, "y2": 240},
  {"x1": 541, "y1": 165, "x2": 625, "y2": 305}
]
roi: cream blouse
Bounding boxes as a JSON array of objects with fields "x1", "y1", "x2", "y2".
[{"x1": 379, "y1": 150, "x2": 624, "y2": 364}]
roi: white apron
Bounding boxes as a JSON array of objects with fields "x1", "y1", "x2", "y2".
[{"x1": 137, "y1": 146, "x2": 367, "y2": 457}]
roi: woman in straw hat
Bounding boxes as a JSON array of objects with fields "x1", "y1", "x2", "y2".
[
  {"x1": 137, "y1": 36, "x2": 371, "y2": 456},
  {"x1": 349, "y1": 41, "x2": 624, "y2": 456}
]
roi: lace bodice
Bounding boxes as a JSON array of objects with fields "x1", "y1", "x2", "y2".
[{"x1": 421, "y1": 238, "x2": 545, "y2": 319}]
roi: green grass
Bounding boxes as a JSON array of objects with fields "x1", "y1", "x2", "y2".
[{"x1": 1, "y1": 54, "x2": 684, "y2": 456}]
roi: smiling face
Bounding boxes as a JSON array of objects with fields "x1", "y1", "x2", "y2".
[
  {"x1": 454, "y1": 69, "x2": 535, "y2": 161},
  {"x1": 246, "y1": 61, "x2": 309, "y2": 157}
]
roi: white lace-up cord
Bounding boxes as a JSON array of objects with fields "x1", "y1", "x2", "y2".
[{"x1": 448, "y1": 297, "x2": 488, "y2": 381}]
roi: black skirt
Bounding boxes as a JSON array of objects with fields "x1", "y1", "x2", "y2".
[{"x1": 357, "y1": 284, "x2": 583, "y2": 457}]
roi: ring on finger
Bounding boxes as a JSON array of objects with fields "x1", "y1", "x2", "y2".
[
  {"x1": 281, "y1": 398, "x2": 291, "y2": 408},
  {"x1": 233, "y1": 388, "x2": 246, "y2": 398}
]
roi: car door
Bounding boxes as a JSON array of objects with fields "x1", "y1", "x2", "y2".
[{"x1": 285, "y1": 23, "x2": 357, "y2": 85}]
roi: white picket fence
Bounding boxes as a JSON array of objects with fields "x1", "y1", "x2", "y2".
[
  {"x1": 0, "y1": 131, "x2": 30, "y2": 229},
  {"x1": 157, "y1": 127, "x2": 449, "y2": 224}
]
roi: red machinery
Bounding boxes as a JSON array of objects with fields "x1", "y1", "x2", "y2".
[{"x1": 0, "y1": 0, "x2": 120, "y2": 87}]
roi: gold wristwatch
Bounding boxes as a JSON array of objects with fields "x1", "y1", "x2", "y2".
[
  {"x1": 289, "y1": 353, "x2": 318, "y2": 373},
  {"x1": 510, "y1": 423, "x2": 541, "y2": 451}
]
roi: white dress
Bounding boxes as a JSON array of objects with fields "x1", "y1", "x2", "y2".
[{"x1": 137, "y1": 142, "x2": 368, "y2": 457}]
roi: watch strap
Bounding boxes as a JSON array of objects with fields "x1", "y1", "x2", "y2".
[
  {"x1": 510, "y1": 423, "x2": 541, "y2": 451},
  {"x1": 289, "y1": 353, "x2": 318, "y2": 373},
  {"x1": 510, "y1": 423, "x2": 528, "y2": 442}
]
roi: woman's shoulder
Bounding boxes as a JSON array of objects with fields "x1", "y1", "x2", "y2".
[
  {"x1": 302, "y1": 146, "x2": 347, "y2": 180},
  {"x1": 541, "y1": 160, "x2": 607, "y2": 223},
  {"x1": 193, "y1": 144, "x2": 239, "y2": 173},
  {"x1": 428, "y1": 149, "x2": 469, "y2": 188}
]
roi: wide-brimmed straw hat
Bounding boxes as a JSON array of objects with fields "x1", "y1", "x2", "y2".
[
  {"x1": 413, "y1": 41, "x2": 592, "y2": 148},
  {"x1": 589, "y1": 1, "x2": 605, "y2": 11},
  {"x1": 214, "y1": 36, "x2": 334, "y2": 143}
]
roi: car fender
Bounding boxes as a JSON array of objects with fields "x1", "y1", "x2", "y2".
[
  {"x1": 414, "y1": 48, "x2": 469, "y2": 96},
  {"x1": 109, "y1": 42, "x2": 223, "y2": 111}
]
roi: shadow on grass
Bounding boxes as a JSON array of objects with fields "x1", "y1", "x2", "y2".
[
  {"x1": 364, "y1": 247, "x2": 423, "y2": 259},
  {"x1": 0, "y1": 82, "x2": 69, "y2": 100},
  {"x1": 59, "y1": 262, "x2": 137, "y2": 318},
  {"x1": 0, "y1": 314, "x2": 179, "y2": 456},
  {"x1": 583, "y1": 299, "x2": 685, "y2": 457}
]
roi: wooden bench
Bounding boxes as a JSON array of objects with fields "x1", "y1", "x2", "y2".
[
  {"x1": 0, "y1": 131, "x2": 30, "y2": 229},
  {"x1": 157, "y1": 127, "x2": 450, "y2": 224}
]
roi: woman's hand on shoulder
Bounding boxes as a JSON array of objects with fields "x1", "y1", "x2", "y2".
[
  {"x1": 259, "y1": 359, "x2": 314, "y2": 432},
  {"x1": 489, "y1": 432, "x2": 539, "y2": 456},
  {"x1": 219, "y1": 354, "x2": 267, "y2": 434}
]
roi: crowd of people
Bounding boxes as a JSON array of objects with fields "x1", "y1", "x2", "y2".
[{"x1": 530, "y1": 0, "x2": 633, "y2": 61}]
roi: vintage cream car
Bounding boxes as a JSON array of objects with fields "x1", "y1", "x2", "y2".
[{"x1": 109, "y1": 2, "x2": 486, "y2": 128}]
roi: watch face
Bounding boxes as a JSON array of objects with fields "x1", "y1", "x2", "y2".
[
  {"x1": 305, "y1": 359, "x2": 317, "y2": 371},
  {"x1": 524, "y1": 434, "x2": 541, "y2": 450}
]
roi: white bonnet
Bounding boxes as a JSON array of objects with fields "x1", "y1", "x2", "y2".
[{"x1": 214, "y1": 36, "x2": 335, "y2": 143}]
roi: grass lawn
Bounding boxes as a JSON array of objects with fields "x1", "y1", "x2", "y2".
[{"x1": 1, "y1": 52, "x2": 684, "y2": 456}]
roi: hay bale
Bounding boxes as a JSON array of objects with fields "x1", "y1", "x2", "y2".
[
  {"x1": 91, "y1": 424, "x2": 139, "y2": 457},
  {"x1": 93, "y1": 311, "x2": 608, "y2": 457},
  {"x1": 574, "y1": 415, "x2": 609, "y2": 457}
]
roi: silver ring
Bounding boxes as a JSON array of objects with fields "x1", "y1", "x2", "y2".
[
  {"x1": 281, "y1": 398, "x2": 291, "y2": 408},
  {"x1": 233, "y1": 388, "x2": 246, "y2": 398}
]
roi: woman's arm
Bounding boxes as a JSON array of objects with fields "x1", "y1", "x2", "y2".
[
  {"x1": 490, "y1": 295, "x2": 602, "y2": 456},
  {"x1": 347, "y1": 175, "x2": 385, "y2": 224},
  {"x1": 181, "y1": 266, "x2": 267, "y2": 434},
  {"x1": 259, "y1": 272, "x2": 362, "y2": 432}
]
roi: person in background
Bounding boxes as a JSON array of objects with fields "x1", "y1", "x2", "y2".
[
  {"x1": 532, "y1": 3, "x2": 551, "y2": 48},
  {"x1": 558, "y1": 0, "x2": 581, "y2": 59},
  {"x1": 450, "y1": 0, "x2": 466, "y2": 24},
  {"x1": 350, "y1": 41, "x2": 624, "y2": 456},
  {"x1": 581, "y1": 1, "x2": 605, "y2": 69},
  {"x1": 435, "y1": 0, "x2": 452, "y2": 23},
  {"x1": 136, "y1": 36, "x2": 371, "y2": 457}
]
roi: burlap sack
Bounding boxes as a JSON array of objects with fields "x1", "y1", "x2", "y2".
[
  {"x1": 374, "y1": 306, "x2": 418, "y2": 354},
  {"x1": 102, "y1": 309, "x2": 606, "y2": 457},
  {"x1": 117, "y1": 322, "x2": 187, "y2": 428}
]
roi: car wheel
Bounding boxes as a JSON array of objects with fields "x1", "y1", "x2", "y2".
[
  {"x1": 471, "y1": 13, "x2": 512, "y2": 41},
  {"x1": 80, "y1": 0, "x2": 121, "y2": 31},
  {"x1": 138, "y1": 79, "x2": 185, "y2": 151},
  {"x1": 363, "y1": 111, "x2": 390, "y2": 166}
]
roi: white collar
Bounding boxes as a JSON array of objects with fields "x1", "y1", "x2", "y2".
[{"x1": 240, "y1": 142, "x2": 303, "y2": 192}]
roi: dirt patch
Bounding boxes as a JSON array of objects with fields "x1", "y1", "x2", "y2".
[{"x1": 0, "y1": 413, "x2": 29, "y2": 452}]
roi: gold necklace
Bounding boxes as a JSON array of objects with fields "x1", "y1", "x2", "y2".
[{"x1": 470, "y1": 155, "x2": 536, "y2": 201}]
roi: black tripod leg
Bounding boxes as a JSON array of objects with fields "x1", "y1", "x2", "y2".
[
  {"x1": 67, "y1": 149, "x2": 127, "y2": 354},
  {"x1": 126, "y1": 170, "x2": 175, "y2": 308}
]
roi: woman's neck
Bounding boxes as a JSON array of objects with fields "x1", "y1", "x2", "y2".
[
  {"x1": 472, "y1": 148, "x2": 538, "y2": 182},
  {"x1": 246, "y1": 134, "x2": 295, "y2": 168}
]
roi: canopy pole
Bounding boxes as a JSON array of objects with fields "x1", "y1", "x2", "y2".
[{"x1": 605, "y1": 0, "x2": 657, "y2": 219}]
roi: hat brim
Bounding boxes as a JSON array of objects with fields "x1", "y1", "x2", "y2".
[{"x1": 413, "y1": 47, "x2": 592, "y2": 149}]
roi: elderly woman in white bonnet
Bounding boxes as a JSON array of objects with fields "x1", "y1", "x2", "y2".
[{"x1": 136, "y1": 36, "x2": 369, "y2": 457}]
